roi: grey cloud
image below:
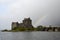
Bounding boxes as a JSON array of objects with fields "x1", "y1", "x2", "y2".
[{"x1": 0, "y1": 0, "x2": 60, "y2": 30}]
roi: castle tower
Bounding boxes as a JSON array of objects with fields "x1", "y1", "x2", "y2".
[
  {"x1": 23, "y1": 18, "x2": 33, "y2": 28},
  {"x1": 11, "y1": 22, "x2": 18, "y2": 30},
  {"x1": 23, "y1": 18, "x2": 32, "y2": 25}
]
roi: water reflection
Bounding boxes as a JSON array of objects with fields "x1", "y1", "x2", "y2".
[
  {"x1": 22, "y1": 32, "x2": 34, "y2": 40},
  {"x1": 11, "y1": 32, "x2": 34, "y2": 40},
  {"x1": 0, "y1": 32, "x2": 60, "y2": 40}
]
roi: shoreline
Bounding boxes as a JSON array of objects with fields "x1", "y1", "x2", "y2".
[{"x1": 1, "y1": 30, "x2": 60, "y2": 32}]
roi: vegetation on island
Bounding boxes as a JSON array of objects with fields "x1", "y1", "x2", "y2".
[{"x1": 2, "y1": 25, "x2": 60, "y2": 32}]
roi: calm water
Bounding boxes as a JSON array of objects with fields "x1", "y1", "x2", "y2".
[{"x1": 0, "y1": 32, "x2": 60, "y2": 40}]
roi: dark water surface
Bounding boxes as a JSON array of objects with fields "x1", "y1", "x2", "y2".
[{"x1": 0, "y1": 32, "x2": 60, "y2": 40}]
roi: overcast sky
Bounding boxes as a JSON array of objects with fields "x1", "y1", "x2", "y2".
[{"x1": 0, "y1": 0, "x2": 60, "y2": 30}]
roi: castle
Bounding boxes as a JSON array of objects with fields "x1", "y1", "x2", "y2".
[{"x1": 11, "y1": 18, "x2": 33, "y2": 30}]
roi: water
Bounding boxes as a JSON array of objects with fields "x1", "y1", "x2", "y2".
[{"x1": 0, "y1": 32, "x2": 60, "y2": 40}]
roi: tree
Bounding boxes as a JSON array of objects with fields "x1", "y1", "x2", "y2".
[{"x1": 37, "y1": 25, "x2": 43, "y2": 31}]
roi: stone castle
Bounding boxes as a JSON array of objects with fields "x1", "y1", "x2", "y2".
[{"x1": 11, "y1": 18, "x2": 33, "y2": 30}]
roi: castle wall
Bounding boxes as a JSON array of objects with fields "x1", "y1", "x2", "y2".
[{"x1": 12, "y1": 22, "x2": 19, "y2": 30}]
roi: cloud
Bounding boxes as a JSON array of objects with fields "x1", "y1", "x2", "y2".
[{"x1": 0, "y1": 0, "x2": 60, "y2": 30}]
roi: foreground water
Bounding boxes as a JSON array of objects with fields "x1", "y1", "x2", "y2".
[{"x1": 0, "y1": 32, "x2": 60, "y2": 40}]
